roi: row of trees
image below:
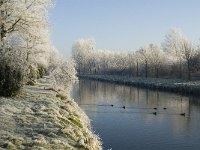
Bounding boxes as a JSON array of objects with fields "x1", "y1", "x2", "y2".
[
  {"x1": 72, "y1": 29, "x2": 200, "y2": 80},
  {"x1": 0, "y1": 0, "x2": 76, "y2": 96}
]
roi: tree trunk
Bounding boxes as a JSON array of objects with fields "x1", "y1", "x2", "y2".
[
  {"x1": 155, "y1": 67, "x2": 159, "y2": 78},
  {"x1": 0, "y1": 24, "x2": 7, "y2": 48},
  {"x1": 145, "y1": 61, "x2": 148, "y2": 78},
  {"x1": 0, "y1": 28, "x2": 2, "y2": 47},
  {"x1": 136, "y1": 61, "x2": 139, "y2": 77},
  {"x1": 26, "y1": 52, "x2": 29, "y2": 61},
  {"x1": 78, "y1": 64, "x2": 81, "y2": 75},
  {"x1": 187, "y1": 59, "x2": 191, "y2": 80},
  {"x1": 129, "y1": 67, "x2": 132, "y2": 77},
  {"x1": 89, "y1": 68, "x2": 91, "y2": 74},
  {"x1": 179, "y1": 60, "x2": 182, "y2": 79}
]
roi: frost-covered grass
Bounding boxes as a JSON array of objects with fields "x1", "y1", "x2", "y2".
[
  {"x1": 0, "y1": 76, "x2": 102, "y2": 150},
  {"x1": 79, "y1": 75, "x2": 200, "y2": 95}
]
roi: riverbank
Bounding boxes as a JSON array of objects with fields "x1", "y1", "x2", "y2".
[
  {"x1": 0, "y1": 76, "x2": 102, "y2": 150},
  {"x1": 79, "y1": 75, "x2": 200, "y2": 96}
]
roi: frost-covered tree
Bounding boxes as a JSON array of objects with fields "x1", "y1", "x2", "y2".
[
  {"x1": 72, "y1": 39, "x2": 96, "y2": 74},
  {"x1": 148, "y1": 44, "x2": 163, "y2": 78},
  {"x1": 134, "y1": 51, "x2": 142, "y2": 77},
  {"x1": 1, "y1": 0, "x2": 53, "y2": 72},
  {"x1": 0, "y1": 0, "x2": 53, "y2": 48},
  {"x1": 50, "y1": 59, "x2": 77, "y2": 94},
  {"x1": 127, "y1": 52, "x2": 135, "y2": 76},
  {"x1": 162, "y1": 28, "x2": 184, "y2": 78},
  {"x1": 181, "y1": 37, "x2": 196, "y2": 80},
  {"x1": 0, "y1": 0, "x2": 53, "y2": 96},
  {"x1": 162, "y1": 28, "x2": 198, "y2": 79},
  {"x1": 138, "y1": 45, "x2": 151, "y2": 78},
  {"x1": 47, "y1": 46, "x2": 61, "y2": 72},
  {"x1": 73, "y1": 32, "x2": 200, "y2": 80}
]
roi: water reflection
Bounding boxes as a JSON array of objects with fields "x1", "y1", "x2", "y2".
[{"x1": 71, "y1": 80, "x2": 200, "y2": 150}]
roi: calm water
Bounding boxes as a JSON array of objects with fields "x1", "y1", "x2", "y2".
[{"x1": 71, "y1": 79, "x2": 200, "y2": 150}]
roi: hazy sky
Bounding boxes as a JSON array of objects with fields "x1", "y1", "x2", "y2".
[{"x1": 50, "y1": 0, "x2": 200, "y2": 57}]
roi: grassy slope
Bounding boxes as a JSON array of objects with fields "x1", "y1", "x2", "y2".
[
  {"x1": 79, "y1": 75, "x2": 200, "y2": 95},
  {"x1": 0, "y1": 77, "x2": 102, "y2": 150}
]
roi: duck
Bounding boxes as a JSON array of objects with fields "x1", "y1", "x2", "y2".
[
  {"x1": 163, "y1": 107, "x2": 167, "y2": 110},
  {"x1": 122, "y1": 106, "x2": 126, "y2": 109},
  {"x1": 180, "y1": 113, "x2": 185, "y2": 116},
  {"x1": 153, "y1": 112, "x2": 157, "y2": 115},
  {"x1": 110, "y1": 104, "x2": 114, "y2": 107},
  {"x1": 153, "y1": 107, "x2": 157, "y2": 110}
]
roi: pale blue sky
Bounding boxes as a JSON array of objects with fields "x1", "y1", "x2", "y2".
[{"x1": 50, "y1": 0, "x2": 200, "y2": 57}]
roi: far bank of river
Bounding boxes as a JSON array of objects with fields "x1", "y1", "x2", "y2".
[{"x1": 79, "y1": 75, "x2": 200, "y2": 96}]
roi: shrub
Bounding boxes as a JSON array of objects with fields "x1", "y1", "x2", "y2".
[
  {"x1": 28, "y1": 65, "x2": 46, "y2": 80},
  {"x1": 50, "y1": 59, "x2": 77, "y2": 92},
  {"x1": 37, "y1": 66, "x2": 46, "y2": 79},
  {"x1": 0, "y1": 49, "x2": 28, "y2": 96},
  {"x1": 28, "y1": 65, "x2": 38, "y2": 80}
]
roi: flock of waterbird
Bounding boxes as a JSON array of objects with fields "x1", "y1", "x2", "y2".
[
  {"x1": 81, "y1": 104, "x2": 186, "y2": 117},
  {"x1": 119, "y1": 105, "x2": 185, "y2": 116}
]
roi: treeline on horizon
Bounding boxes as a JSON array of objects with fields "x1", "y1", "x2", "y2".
[
  {"x1": 72, "y1": 28, "x2": 200, "y2": 80},
  {"x1": 0, "y1": 0, "x2": 76, "y2": 96}
]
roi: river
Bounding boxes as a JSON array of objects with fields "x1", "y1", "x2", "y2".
[{"x1": 71, "y1": 79, "x2": 200, "y2": 150}]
